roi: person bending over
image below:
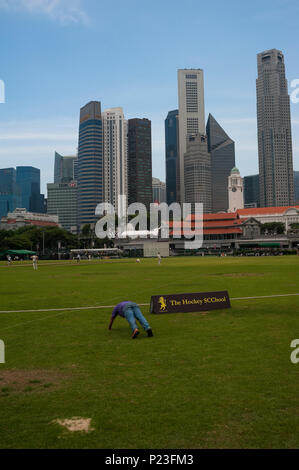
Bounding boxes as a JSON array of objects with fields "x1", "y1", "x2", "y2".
[{"x1": 109, "y1": 301, "x2": 153, "y2": 339}]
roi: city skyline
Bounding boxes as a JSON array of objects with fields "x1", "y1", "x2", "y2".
[{"x1": 0, "y1": 0, "x2": 298, "y2": 195}]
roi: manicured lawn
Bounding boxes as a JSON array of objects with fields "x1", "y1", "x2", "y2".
[{"x1": 0, "y1": 256, "x2": 299, "y2": 448}]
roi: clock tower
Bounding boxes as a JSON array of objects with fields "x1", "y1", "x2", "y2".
[{"x1": 228, "y1": 167, "x2": 244, "y2": 212}]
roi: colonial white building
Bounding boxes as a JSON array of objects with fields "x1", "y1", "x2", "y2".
[
  {"x1": 237, "y1": 205, "x2": 299, "y2": 231},
  {"x1": 0, "y1": 208, "x2": 59, "y2": 230}
]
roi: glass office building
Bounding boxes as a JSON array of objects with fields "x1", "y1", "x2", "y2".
[
  {"x1": 54, "y1": 152, "x2": 77, "y2": 184},
  {"x1": 0, "y1": 168, "x2": 21, "y2": 219},
  {"x1": 16, "y1": 166, "x2": 45, "y2": 213},
  {"x1": 165, "y1": 110, "x2": 178, "y2": 204},
  {"x1": 77, "y1": 101, "x2": 104, "y2": 227},
  {"x1": 47, "y1": 182, "x2": 78, "y2": 233},
  {"x1": 128, "y1": 118, "x2": 153, "y2": 210},
  {"x1": 206, "y1": 114, "x2": 235, "y2": 213},
  {"x1": 244, "y1": 174, "x2": 260, "y2": 207},
  {"x1": 152, "y1": 177, "x2": 166, "y2": 204}
]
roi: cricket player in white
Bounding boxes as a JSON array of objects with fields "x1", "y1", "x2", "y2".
[{"x1": 32, "y1": 255, "x2": 38, "y2": 270}]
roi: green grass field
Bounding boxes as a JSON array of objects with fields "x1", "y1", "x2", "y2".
[{"x1": 0, "y1": 256, "x2": 299, "y2": 449}]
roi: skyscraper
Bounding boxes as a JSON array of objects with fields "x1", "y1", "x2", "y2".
[
  {"x1": 294, "y1": 171, "x2": 299, "y2": 203},
  {"x1": 0, "y1": 168, "x2": 21, "y2": 219},
  {"x1": 16, "y1": 166, "x2": 45, "y2": 213},
  {"x1": 54, "y1": 152, "x2": 77, "y2": 184},
  {"x1": 47, "y1": 182, "x2": 78, "y2": 233},
  {"x1": 256, "y1": 49, "x2": 295, "y2": 207},
  {"x1": 165, "y1": 109, "x2": 178, "y2": 205},
  {"x1": 128, "y1": 118, "x2": 152, "y2": 210},
  {"x1": 102, "y1": 107, "x2": 128, "y2": 213},
  {"x1": 244, "y1": 174, "x2": 260, "y2": 207},
  {"x1": 177, "y1": 69, "x2": 205, "y2": 203},
  {"x1": 184, "y1": 134, "x2": 212, "y2": 213},
  {"x1": 48, "y1": 152, "x2": 78, "y2": 232},
  {"x1": 206, "y1": 114, "x2": 235, "y2": 212},
  {"x1": 77, "y1": 101, "x2": 104, "y2": 228},
  {"x1": 152, "y1": 177, "x2": 166, "y2": 204}
]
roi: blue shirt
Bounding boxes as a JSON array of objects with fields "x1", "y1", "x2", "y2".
[{"x1": 111, "y1": 301, "x2": 136, "y2": 319}]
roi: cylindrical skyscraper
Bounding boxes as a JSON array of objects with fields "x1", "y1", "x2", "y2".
[{"x1": 77, "y1": 101, "x2": 104, "y2": 228}]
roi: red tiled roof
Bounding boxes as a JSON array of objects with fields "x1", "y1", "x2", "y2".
[
  {"x1": 170, "y1": 227, "x2": 243, "y2": 236},
  {"x1": 187, "y1": 212, "x2": 239, "y2": 221},
  {"x1": 237, "y1": 206, "x2": 299, "y2": 216},
  {"x1": 202, "y1": 218, "x2": 246, "y2": 228},
  {"x1": 166, "y1": 205, "x2": 299, "y2": 236},
  {"x1": 28, "y1": 220, "x2": 58, "y2": 227},
  {"x1": 203, "y1": 228, "x2": 242, "y2": 235},
  {"x1": 5, "y1": 219, "x2": 58, "y2": 227},
  {"x1": 169, "y1": 218, "x2": 247, "y2": 230}
]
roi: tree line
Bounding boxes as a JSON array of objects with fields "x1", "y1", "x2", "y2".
[{"x1": 0, "y1": 224, "x2": 112, "y2": 256}]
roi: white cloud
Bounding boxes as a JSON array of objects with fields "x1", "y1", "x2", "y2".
[
  {"x1": 0, "y1": 118, "x2": 78, "y2": 141},
  {"x1": 0, "y1": 118, "x2": 78, "y2": 193},
  {"x1": 0, "y1": 132, "x2": 77, "y2": 141},
  {"x1": 0, "y1": 0, "x2": 88, "y2": 24}
]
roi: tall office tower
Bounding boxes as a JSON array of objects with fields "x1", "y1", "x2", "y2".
[
  {"x1": 77, "y1": 101, "x2": 104, "y2": 228},
  {"x1": 16, "y1": 166, "x2": 45, "y2": 213},
  {"x1": 73, "y1": 158, "x2": 78, "y2": 181},
  {"x1": 102, "y1": 108, "x2": 128, "y2": 213},
  {"x1": 54, "y1": 152, "x2": 77, "y2": 183},
  {"x1": 184, "y1": 134, "x2": 212, "y2": 213},
  {"x1": 152, "y1": 177, "x2": 166, "y2": 204},
  {"x1": 177, "y1": 69, "x2": 205, "y2": 203},
  {"x1": 47, "y1": 181, "x2": 78, "y2": 233},
  {"x1": 244, "y1": 174, "x2": 260, "y2": 207},
  {"x1": 0, "y1": 168, "x2": 21, "y2": 219},
  {"x1": 294, "y1": 171, "x2": 299, "y2": 203},
  {"x1": 206, "y1": 114, "x2": 236, "y2": 212},
  {"x1": 257, "y1": 49, "x2": 295, "y2": 207},
  {"x1": 165, "y1": 109, "x2": 179, "y2": 204},
  {"x1": 128, "y1": 118, "x2": 153, "y2": 210}
]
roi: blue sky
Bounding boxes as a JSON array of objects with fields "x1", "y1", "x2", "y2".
[{"x1": 0, "y1": 0, "x2": 298, "y2": 195}]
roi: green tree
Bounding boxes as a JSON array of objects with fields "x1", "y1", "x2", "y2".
[
  {"x1": 81, "y1": 224, "x2": 92, "y2": 237},
  {"x1": 5, "y1": 234, "x2": 32, "y2": 250},
  {"x1": 261, "y1": 222, "x2": 285, "y2": 235}
]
